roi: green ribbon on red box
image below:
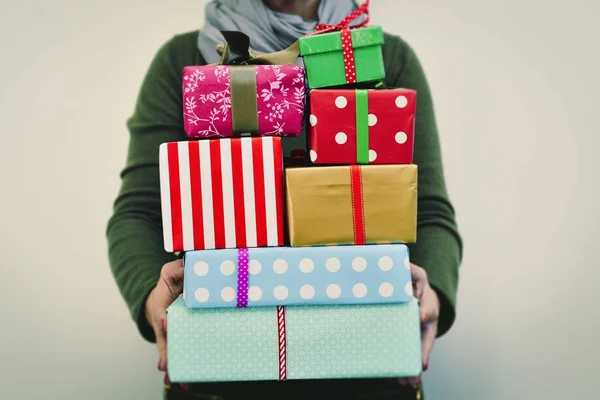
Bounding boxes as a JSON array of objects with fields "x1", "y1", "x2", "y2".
[
  {"x1": 215, "y1": 30, "x2": 300, "y2": 135},
  {"x1": 355, "y1": 89, "x2": 370, "y2": 164},
  {"x1": 307, "y1": 0, "x2": 370, "y2": 84}
]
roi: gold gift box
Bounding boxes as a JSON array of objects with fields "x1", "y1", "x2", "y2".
[{"x1": 285, "y1": 165, "x2": 417, "y2": 247}]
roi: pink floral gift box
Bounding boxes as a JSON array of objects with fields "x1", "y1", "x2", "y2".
[{"x1": 182, "y1": 65, "x2": 306, "y2": 138}]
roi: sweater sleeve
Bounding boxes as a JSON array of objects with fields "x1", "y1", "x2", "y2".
[
  {"x1": 384, "y1": 36, "x2": 463, "y2": 337},
  {"x1": 106, "y1": 35, "x2": 193, "y2": 342}
]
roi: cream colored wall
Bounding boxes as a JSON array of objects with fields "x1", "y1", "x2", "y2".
[{"x1": 0, "y1": 0, "x2": 598, "y2": 399}]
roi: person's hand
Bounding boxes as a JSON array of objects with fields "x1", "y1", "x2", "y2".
[
  {"x1": 145, "y1": 259, "x2": 184, "y2": 372},
  {"x1": 399, "y1": 263, "x2": 440, "y2": 386}
]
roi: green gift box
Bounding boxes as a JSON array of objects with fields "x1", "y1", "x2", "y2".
[
  {"x1": 166, "y1": 296, "x2": 422, "y2": 382},
  {"x1": 299, "y1": 26, "x2": 385, "y2": 89}
]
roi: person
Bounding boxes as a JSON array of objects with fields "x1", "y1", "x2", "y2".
[{"x1": 106, "y1": 0, "x2": 463, "y2": 398}]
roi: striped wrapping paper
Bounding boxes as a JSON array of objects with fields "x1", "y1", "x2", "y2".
[{"x1": 159, "y1": 137, "x2": 284, "y2": 252}]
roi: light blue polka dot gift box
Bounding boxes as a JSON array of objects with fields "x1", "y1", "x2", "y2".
[
  {"x1": 166, "y1": 296, "x2": 422, "y2": 382},
  {"x1": 183, "y1": 244, "x2": 413, "y2": 308}
]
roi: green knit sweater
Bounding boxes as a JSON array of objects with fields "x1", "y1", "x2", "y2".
[{"x1": 106, "y1": 30, "x2": 463, "y2": 342}]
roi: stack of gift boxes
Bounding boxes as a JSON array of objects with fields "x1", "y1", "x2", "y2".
[{"x1": 159, "y1": 3, "x2": 422, "y2": 384}]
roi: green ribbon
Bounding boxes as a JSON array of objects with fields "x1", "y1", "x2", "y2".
[
  {"x1": 214, "y1": 31, "x2": 299, "y2": 136},
  {"x1": 355, "y1": 89, "x2": 369, "y2": 164},
  {"x1": 230, "y1": 65, "x2": 259, "y2": 135}
]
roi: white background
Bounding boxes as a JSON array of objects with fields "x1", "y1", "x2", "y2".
[{"x1": 0, "y1": 0, "x2": 599, "y2": 399}]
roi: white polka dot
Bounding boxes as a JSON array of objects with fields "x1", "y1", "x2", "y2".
[
  {"x1": 395, "y1": 95, "x2": 408, "y2": 108},
  {"x1": 378, "y1": 256, "x2": 394, "y2": 271},
  {"x1": 326, "y1": 284, "x2": 342, "y2": 299},
  {"x1": 352, "y1": 257, "x2": 367, "y2": 272},
  {"x1": 249, "y1": 260, "x2": 262, "y2": 275},
  {"x1": 299, "y1": 258, "x2": 314, "y2": 273},
  {"x1": 352, "y1": 283, "x2": 368, "y2": 298},
  {"x1": 395, "y1": 131, "x2": 408, "y2": 144},
  {"x1": 335, "y1": 132, "x2": 347, "y2": 144},
  {"x1": 369, "y1": 150, "x2": 377, "y2": 162},
  {"x1": 273, "y1": 259, "x2": 288, "y2": 274},
  {"x1": 405, "y1": 282, "x2": 414, "y2": 296},
  {"x1": 194, "y1": 288, "x2": 210, "y2": 302},
  {"x1": 220, "y1": 260, "x2": 235, "y2": 276},
  {"x1": 193, "y1": 261, "x2": 209, "y2": 276},
  {"x1": 273, "y1": 285, "x2": 289, "y2": 300},
  {"x1": 325, "y1": 257, "x2": 341, "y2": 272},
  {"x1": 404, "y1": 257, "x2": 411, "y2": 270},
  {"x1": 310, "y1": 150, "x2": 317, "y2": 162},
  {"x1": 248, "y1": 286, "x2": 262, "y2": 301},
  {"x1": 379, "y1": 282, "x2": 394, "y2": 297},
  {"x1": 300, "y1": 284, "x2": 315, "y2": 300},
  {"x1": 368, "y1": 114, "x2": 377, "y2": 126},
  {"x1": 221, "y1": 287, "x2": 236, "y2": 302},
  {"x1": 335, "y1": 96, "x2": 348, "y2": 109},
  {"x1": 309, "y1": 114, "x2": 317, "y2": 126}
]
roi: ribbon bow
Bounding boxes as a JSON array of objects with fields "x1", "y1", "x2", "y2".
[
  {"x1": 311, "y1": 0, "x2": 370, "y2": 35},
  {"x1": 215, "y1": 30, "x2": 299, "y2": 66}
]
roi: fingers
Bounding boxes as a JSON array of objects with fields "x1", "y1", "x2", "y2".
[
  {"x1": 419, "y1": 287, "x2": 440, "y2": 324},
  {"x1": 398, "y1": 264, "x2": 441, "y2": 385},
  {"x1": 421, "y1": 320, "x2": 437, "y2": 370},
  {"x1": 156, "y1": 312, "x2": 168, "y2": 372},
  {"x1": 419, "y1": 286, "x2": 439, "y2": 370},
  {"x1": 149, "y1": 260, "x2": 184, "y2": 373},
  {"x1": 420, "y1": 295, "x2": 438, "y2": 324},
  {"x1": 161, "y1": 259, "x2": 184, "y2": 281},
  {"x1": 400, "y1": 308, "x2": 437, "y2": 383},
  {"x1": 160, "y1": 259, "x2": 185, "y2": 300},
  {"x1": 398, "y1": 376, "x2": 422, "y2": 386},
  {"x1": 410, "y1": 263, "x2": 427, "y2": 299}
]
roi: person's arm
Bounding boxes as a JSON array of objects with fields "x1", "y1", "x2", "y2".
[
  {"x1": 384, "y1": 35, "x2": 464, "y2": 338},
  {"x1": 106, "y1": 34, "x2": 198, "y2": 342}
]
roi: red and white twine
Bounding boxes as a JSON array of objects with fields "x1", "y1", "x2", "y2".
[
  {"x1": 340, "y1": 28, "x2": 357, "y2": 84},
  {"x1": 277, "y1": 306, "x2": 287, "y2": 381}
]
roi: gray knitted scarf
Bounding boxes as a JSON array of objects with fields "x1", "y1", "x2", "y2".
[{"x1": 198, "y1": 0, "x2": 361, "y2": 63}]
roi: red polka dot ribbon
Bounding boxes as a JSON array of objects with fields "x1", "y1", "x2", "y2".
[
  {"x1": 307, "y1": 0, "x2": 370, "y2": 84},
  {"x1": 341, "y1": 28, "x2": 357, "y2": 83}
]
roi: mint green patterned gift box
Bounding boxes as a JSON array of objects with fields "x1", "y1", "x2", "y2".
[{"x1": 166, "y1": 296, "x2": 422, "y2": 382}]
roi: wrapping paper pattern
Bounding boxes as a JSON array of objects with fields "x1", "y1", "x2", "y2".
[
  {"x1": 159, "y1": 137, "x2": 284, "y2": 252},
  {"x1": 183, "y1": 65, "x2": 305, "y2": 138},
  {"x1": 286, "y1": 165, "x2": 417, "y2": 247},
  {"x1": 167, "y1": 296, "x2": 422, "y2": 382},
  {"x1": 183, "y1": 244, "x2": 414, "y2": 308},
  {"x1": 299, "y1": 26, "x2": 384, "y2": 89},
  {"x1": 309, "y1": 89, "x2": 417, "y2": 164}
]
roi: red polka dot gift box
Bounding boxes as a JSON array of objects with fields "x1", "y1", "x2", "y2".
[{"x1": 308, "y1": 89, "x2": 416, "y2": 165}]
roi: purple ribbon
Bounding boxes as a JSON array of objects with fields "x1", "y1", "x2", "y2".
[{"x1": 236, "y1": 248, "x2": 249, "y2": 307}]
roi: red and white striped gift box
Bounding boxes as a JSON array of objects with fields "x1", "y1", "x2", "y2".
[{"x1": 159, "y1": 137, "x2": 284, "y2": 252}]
